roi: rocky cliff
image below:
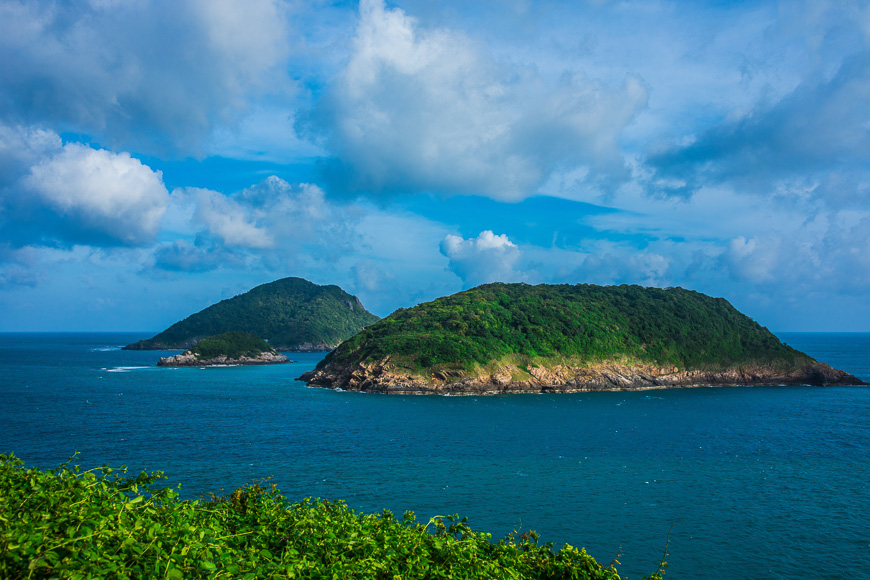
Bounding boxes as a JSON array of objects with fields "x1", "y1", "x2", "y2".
[{"x1": 299, "y1": 357, "x2": 864, "y2": 395}]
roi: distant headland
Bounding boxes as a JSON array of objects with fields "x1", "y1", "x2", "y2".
[
  {"x1": 299, "y1": 283, "x2": 864, "y2": 394},
  {"x1": 124, "y1": 277, "x2": 379, "y2": 352}
]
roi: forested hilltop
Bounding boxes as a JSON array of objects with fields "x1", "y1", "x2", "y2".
[
  {"x1": 301, "y1": 283, "x2": 863, "y2": 394},
  {"x1": 125, "y1": 277, "x2": 378, "y2": 352}
]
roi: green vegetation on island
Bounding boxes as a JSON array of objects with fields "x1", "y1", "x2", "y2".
[
  {"x1": 157, "y1": 332, "x2": 289, "y2": 366},
  {"x1": 319, "y1": 282, "x2": 811, "y2": 375},
  {"x1": 0, "y1": 454, "x2": 663, "y2": 579},
  {"x1": 125, "y1": 277, "x2": 379, "y2": 352},
  {"x1": 189, "y1": 332, "x2": 275, "y2": 360}
]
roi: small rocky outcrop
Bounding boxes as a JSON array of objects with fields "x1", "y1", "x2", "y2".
[
  {"x1": 298, "y1": 358, "x2": 864, "y2": 395},
  {"x1": 159, "y1": 350, "x2": 289, "y2": 367},
  {"x1": 157, "y1": 332, "x2": 290, "y2": 367}
]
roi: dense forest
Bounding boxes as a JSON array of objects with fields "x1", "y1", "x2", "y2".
[
  {"x1": 125, "y1": 277, "x2": 379, "y2": 351},
  {"x1": 320, "y1": 283, "x2": 812, "y2": 374}
]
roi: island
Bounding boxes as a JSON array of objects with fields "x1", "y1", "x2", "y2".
[
  {"x1": 299, "y1": 282, "x2": 864, "y2": 394},
  {"x1": 125, "y1": 277, "x2": 379, "y2": 352},
  {"x1": 157, "y1": 332, "x2": 290, "y2": 367}
]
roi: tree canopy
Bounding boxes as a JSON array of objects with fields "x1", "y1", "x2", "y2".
[
  {"x1": 321, "y1": 283, "x2": 811, "y2": 373},
  {"x1": 126, "y1": 277, "x2": 379, "y2": 351}
]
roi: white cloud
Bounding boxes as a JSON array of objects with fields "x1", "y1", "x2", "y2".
[
  {"x1": 22, "y1": 143, "x2": 168, "y2": 246},
  {"x1": 440, "y1": 230, "x2": 523, "y2": 287},
  {"x1": 0, "y1": 0, "x2": 292, "y2": 154},
  {"x1": 0, "y1": 124, "x2": 62, "y2": 186},
  {"x1": 160, "y1": 176, "x2": 366, "y2": 272},
  {"x1": 188, "y1": 188, "x2": 274, "y2": 249},
  {"x1": 303, "y1": 0, "x2": 647, "y2": 200}
]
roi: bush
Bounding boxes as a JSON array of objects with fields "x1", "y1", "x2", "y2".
[
  {"x1": 0, "y1": 454, "x2": 663, "y2": 579},
  {"x1": 189, "y1": 332, "x2": 274, "y2": 360}
]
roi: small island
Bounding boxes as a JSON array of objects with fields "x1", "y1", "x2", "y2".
[
  {"x1": 158, "y1": 332, "x2": 290, "y2": 367},
  {"x1": 300, "y1": 283, "x2": 864, "y2": 394}
]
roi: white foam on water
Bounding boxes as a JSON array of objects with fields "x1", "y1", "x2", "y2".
[{"x1": 106, "y1": 366, "x2": 149, "y2": 373}]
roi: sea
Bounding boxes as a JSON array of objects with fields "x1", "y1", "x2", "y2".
[{"x1": 1, "y1": 332, "x2": 868, "y2": 579}]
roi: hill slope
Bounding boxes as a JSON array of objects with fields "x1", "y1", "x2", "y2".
[
  {"x1": 300, "y1": 283, "x2": 863, "y2": 393},
  {"x1": 125, "y1": 277, "x2": 379, "y2": 351}
]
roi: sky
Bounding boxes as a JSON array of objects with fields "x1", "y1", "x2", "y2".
[{"x1": 1, "y1": 0, "x2": 869, "y2": 332}]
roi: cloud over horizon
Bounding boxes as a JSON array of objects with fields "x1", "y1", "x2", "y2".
[{"x1": 440, "y1": 230, "x2": 524, "y2": 287}]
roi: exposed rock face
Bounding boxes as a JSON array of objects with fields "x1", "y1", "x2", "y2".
[
  {"x1": 158, "y1": 351, "x2": 289, "y2": 367},
  {"x1": 298, "y1": 359, "x2": 864, "y2": 395}
]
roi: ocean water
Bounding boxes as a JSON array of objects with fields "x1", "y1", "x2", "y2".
[{"x1": 0, "y1": 332, "x2": 868, "y2": 579}]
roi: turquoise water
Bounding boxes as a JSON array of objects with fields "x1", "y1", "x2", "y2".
[{"x1": 1, "y1": 332, "x2": 868, "y2": 579}]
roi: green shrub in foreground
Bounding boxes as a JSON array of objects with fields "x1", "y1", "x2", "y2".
[{"x1": 0, "y1": 454, "x2": 664, "y2": 579}]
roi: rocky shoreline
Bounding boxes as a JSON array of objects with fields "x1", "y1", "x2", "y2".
[
  {"x1": 299, "y1": 358, "x2": 865, "y2": 395},
  {"x1": 158, "y1": 351, "x2": 290, "y2": 367}
]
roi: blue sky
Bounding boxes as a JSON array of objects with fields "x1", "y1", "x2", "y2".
[{"x1": 1, "y1": 0, "x2": 869, "y2": 332}]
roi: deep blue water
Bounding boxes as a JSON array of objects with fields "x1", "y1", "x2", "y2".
[{"x1": 1, "y1": 332, "x2": 868, "y2": 579}]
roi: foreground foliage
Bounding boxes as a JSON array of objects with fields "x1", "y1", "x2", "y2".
[
  {"x1": 321, "y1": 283, "x2": 811, "y2": 374},
  {"x1": 125, "y1": 277, "x2": 379, "y2": 351},
  {"x1": 0, "y1": 455, "x2": 663, "y2": 579},
  {"x1": 189, "y1": 332, "x2": 277, "y2": 360}
]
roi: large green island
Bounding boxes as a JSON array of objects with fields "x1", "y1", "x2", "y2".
[{"x1": 300, "y1": 283, "x2": 864, "y2": 394}]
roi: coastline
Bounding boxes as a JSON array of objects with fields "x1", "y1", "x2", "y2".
[
  {"x1": 157, "y1": 351, "x2": 290, "y2": 367},
  {"x1": 299, "y1": 359, "x2": 865, "y2": 395}
]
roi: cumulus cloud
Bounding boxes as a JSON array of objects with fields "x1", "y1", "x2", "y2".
[
  {"x1": 20, "y1": 144, "x2": 168, "y2": 246},
  {"x1": 300, "y1": 0, "x2": 647, "y2": 200},
  {"x1": 188, "y1": 188, "x2": 274, "y2": 249},
  {"x1": 235, "y1": 177, "x2": 360, "y2": 259},
  {"x1": 156, "y1": 176, "x2": 364, "y2": 272},
  {"x1": 0, "y1": 124, "x2": 171, "y2": 249},
  {"x1": 0, "y1": 124, "x2": 62, "y2": 187},
  {"x1": 0, "y1": 0, "x2": 291, "y2": 154},
  {"x1": 440, "y1": 230, "x2": 523, "y2": 287}
]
